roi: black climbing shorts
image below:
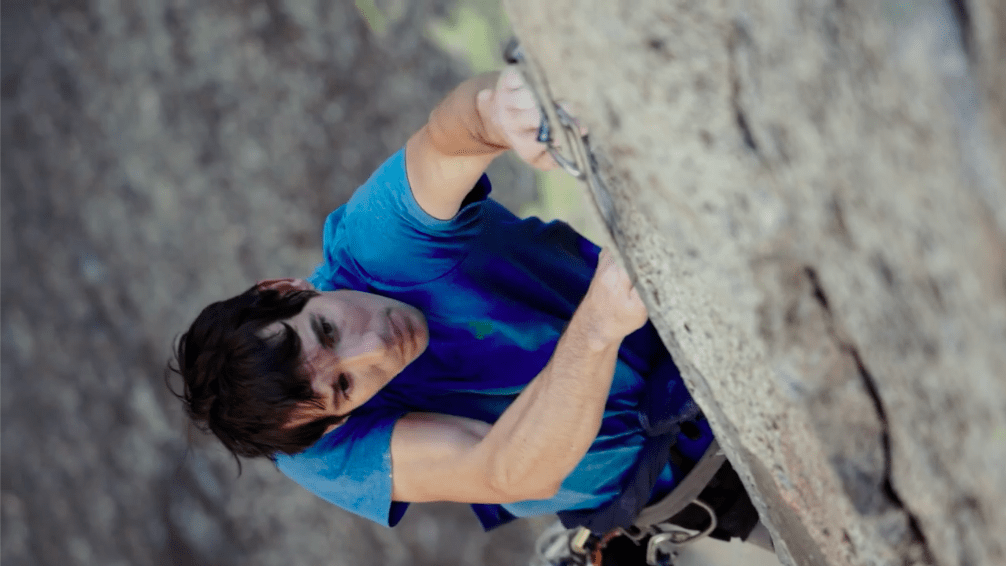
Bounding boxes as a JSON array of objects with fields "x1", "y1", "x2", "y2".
[
  {"x1": 665, "y1": 458, "x2": 760, "y2": 542},
  {"x1": 595, "y1": 459, "x2": 762, "y2": 566}
]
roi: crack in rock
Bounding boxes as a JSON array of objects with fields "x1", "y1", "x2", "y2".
[
  {"x1": 803, "y1": 266, "x2": 935, "y2": 564},
  {"x1": 947, "y1": 0, "x2": 973, "y2": 57},
  {"x1": 727, "y1": 19, "x2": 760, "y2": 154}
]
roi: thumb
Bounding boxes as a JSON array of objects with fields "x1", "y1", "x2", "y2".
[{"x1": 476, "y1": 89, "x2": 495, "y2": 115}]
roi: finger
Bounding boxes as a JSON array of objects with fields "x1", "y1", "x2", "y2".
[
  {"x1": 599, "y1": 247, "x2": 613, "y2": 266},
  {"x1": 502, "y1": 67, "x2": 524, "y2": 90},
  {"x1": 476, "y1": 89, "x2": 493, "y2": 108},
  {"x1": 505, "y1": 107, "x2": 543, "y2": 131},
  {"x1": 510, "y1": 88, "x2": 536, "y2": 110}
]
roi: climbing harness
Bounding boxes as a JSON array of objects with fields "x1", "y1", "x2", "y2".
[
  {"x1": 531, "y1": 441, "x2": 728, "y2": 566},
  {"x1": 530, "y1": 503, "x2": 718, "y2": 566},
  {"x1": 632, "y1": 440, "x2": 726, "y2": 529}
]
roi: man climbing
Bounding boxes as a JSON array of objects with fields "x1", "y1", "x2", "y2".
[{"x1": 170, "y1": 66, "x2": 771, "y2": 563}]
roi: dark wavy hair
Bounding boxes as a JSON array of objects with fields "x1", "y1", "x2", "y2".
[{"x1": 167, "y1": 284, "x2": 347, "y2": 465}]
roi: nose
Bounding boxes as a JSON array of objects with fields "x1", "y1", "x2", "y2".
[{"x1": 337, "y1": 329, "x2": 392, "y2": 362}]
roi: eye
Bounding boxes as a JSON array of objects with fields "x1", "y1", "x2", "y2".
[{"x1": 317, "y1": 317, "x2": 340, "y2": 348}]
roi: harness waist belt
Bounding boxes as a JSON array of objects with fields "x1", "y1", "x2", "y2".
[{"x1": 633, "y1": 439, "x2": 726, "y2": 528}]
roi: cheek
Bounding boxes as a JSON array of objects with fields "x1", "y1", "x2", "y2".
[{"x1": 355, "y1": 367, "x2": 393, "y2": 403}]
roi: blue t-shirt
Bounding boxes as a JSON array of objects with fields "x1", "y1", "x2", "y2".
[{"x1": 275, "y1": 148, "x2": 711, "y2": 530}]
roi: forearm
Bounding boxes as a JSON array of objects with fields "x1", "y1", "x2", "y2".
[
  {"x1": 424, "y1": 71, "x2": 508, "y2": 156},
  {"x1": 476, "y1": 306, "x2": 621, "y2": 498}
]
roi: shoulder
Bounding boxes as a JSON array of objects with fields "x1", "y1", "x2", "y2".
[
  {"x1": 274, "y1": 410, "x2": 407, "y2": 524},
  {"x1": 335, "y1": 149, "x2": 493, "y2": 286},
  {"x1": 275, "y1": 410, "x2": 398, "y2": 476}
]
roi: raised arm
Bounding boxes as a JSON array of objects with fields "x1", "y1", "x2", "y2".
[
  {"x1": 405, "y1": 68, "x2": 559, "y2": 220},
  {"x1": 391, "y1": 249, "x2": 648, "y2": 503}
]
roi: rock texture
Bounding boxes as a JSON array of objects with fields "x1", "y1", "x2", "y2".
[
  {"x1": 504, "y1": 0, "x2": 1006, "y2": 565},
  {"x1": 1, "y1": 1, "x2": 542, "y2": 565}
]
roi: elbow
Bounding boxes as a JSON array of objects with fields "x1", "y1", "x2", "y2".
[
  {"x1": 487, "y1": 467, "x2": 561, "y2": 503},
  {"x1": 530, "y1": 480, "x2": 562, "y2": 501}
]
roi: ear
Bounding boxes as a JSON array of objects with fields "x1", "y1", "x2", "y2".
[{"x1": 255, "y1": 278, "x2": 315, "y2": 294}]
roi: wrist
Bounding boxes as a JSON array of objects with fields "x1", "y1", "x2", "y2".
[
  {"x1": 426, "y1": 71, "x2": 508, "y2": 157},
  {"x1": 568, "y1": 306, "x2": 623, "y2": 353}
]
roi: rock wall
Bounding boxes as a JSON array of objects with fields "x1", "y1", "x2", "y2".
[{"x1": 504, "y1": 0, "x2": 1006, "y2": 564}]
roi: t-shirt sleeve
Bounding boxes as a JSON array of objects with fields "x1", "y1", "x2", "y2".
[
  {"x1": 339, "y1": 147, "x2": 493, "y2": 286},
  {"x1": 274, "y1": 410, "x2": 409, "y2": 526}
]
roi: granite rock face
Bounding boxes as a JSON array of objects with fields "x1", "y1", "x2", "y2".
[
  {"x1": 1, "y1": 1, "x2": 539, "y2": 565},
  {"x1": 505, "y1": 0, "x2": 1005, "y2": 565}
]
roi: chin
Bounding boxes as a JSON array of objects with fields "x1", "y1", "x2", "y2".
[
  {"x1": 404, "y1": 332, "x2": 429, "y2": 364},
  {"x1": 413, "y1": 337, "x2": 430, "y2": 359}
]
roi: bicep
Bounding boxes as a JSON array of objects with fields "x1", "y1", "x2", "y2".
[
  {"x1": 405, "y1": 128, "x2": 499, "y2": 221},
  {"x1": 390, "y1": 412, "x2": 539, "y2": 504}
]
